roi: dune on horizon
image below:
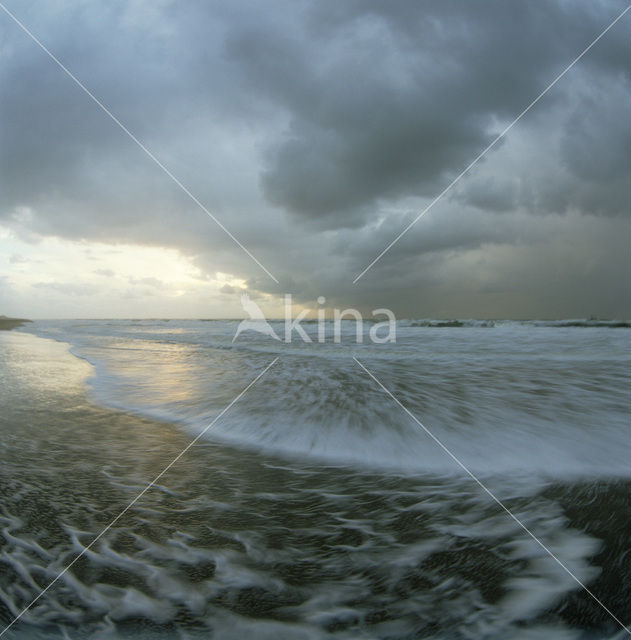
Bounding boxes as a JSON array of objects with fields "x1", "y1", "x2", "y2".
[{"x1": 0, "y1": 315, "x2": 32, "y2": 331}]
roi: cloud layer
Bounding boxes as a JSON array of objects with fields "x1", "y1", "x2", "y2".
[{"x1": 0, "y1": 0, "x2": 630, "y2": 317}]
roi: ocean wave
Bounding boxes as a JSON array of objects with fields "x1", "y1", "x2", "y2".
[
  {"x1": 22, "y1": 319, "x2": 631, "y2": 477},
  {"x1": 399, "y1": 318, "x2": 630, "y2": 328},
  {"x1": 400, "y1": 319, "x2": 496, "y2": 328}
]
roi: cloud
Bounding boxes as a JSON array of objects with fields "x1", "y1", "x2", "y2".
[
  {"x1": 226, "y1": 0, "x2": 631, "y2": 227},
  {"x1": 455, "y1": 178, "x2": 520, "y2": 214},
  {"x1": 31, "y1": 281, "x2": 96, "y2": 296},
  {"x1": 94, "y1": 268, "x2": 115, "y2": 277},
  {"x1": 0, "y1": 0, "x2": 629, "y2": 318},
  {"x1": 557, "y1": 74, "x2": 631, "y2": 216},
  {"x1": 128, "y1": 276, "x2": 165, "y2": 289}
]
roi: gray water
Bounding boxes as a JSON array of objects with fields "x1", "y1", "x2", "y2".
[{"x1": 1, "y1": 320, "x2": 630, "y2": 638}]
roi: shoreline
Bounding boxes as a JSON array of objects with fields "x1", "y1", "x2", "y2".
[
  {"x1": 1, "y1": 330, "x2": 631, "y2": 637},
  {"x1": 0, "y1": 328, "x2": 192, "y2": 439},
  {"x1": 14, "y1": 320, "x2": 631, "y2": 479}
]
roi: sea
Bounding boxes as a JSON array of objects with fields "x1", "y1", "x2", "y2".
[{"x1": 0, "y1": 318, "x2": 630, "y2": 639}]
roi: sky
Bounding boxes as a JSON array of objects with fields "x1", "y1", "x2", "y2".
[{"x1": 0, "y1": 0, "x2": 630, "y2": 319}]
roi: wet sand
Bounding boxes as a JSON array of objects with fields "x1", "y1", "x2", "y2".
[{"x1": 1, "y1": 331, "x2": 629, "y2": 639}]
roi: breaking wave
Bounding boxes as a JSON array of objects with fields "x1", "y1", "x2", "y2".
[{"x1": 24, "y1": 319, "x2": 631, "y2": 477}]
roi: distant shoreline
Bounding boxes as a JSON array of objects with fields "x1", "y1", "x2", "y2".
[{"x1": 0, "y1": 315, "x2": 32, "y2": 331}]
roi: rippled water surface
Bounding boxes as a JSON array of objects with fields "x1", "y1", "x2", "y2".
[{"x1": 1, "y1": 321, "x2": 630, "y2": 638}]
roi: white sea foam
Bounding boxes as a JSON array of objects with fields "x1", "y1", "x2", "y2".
[
  {"x1": 3, "y1": 326, "x2": 628, "y2": 639},
  {"x1": 26, "y1": 319, "x2": 631, "y2": 478}
]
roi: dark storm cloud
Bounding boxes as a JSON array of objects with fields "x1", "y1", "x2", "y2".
[
  {"x1": 454, "y1": 178, "x2": 520, "y2": 213},
  {"x1": 558, "y1": 75, "x2": 631, "y2": 216},
  {"x1": 0, "y1": 0, "x2": 630, "y2": 317},
  {"x1": 0, "y1": 0, "x2": 279, "y2": 260},
  {"x1": 223, "y1": 0, "x2": 631, "y2": 226}
]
